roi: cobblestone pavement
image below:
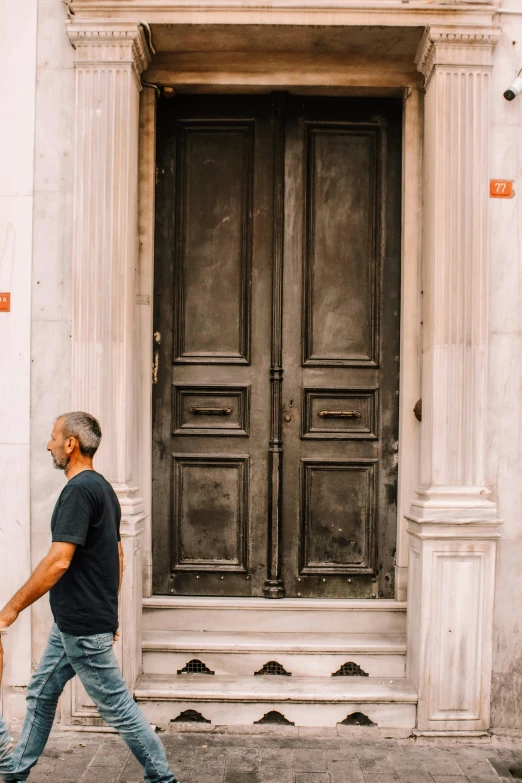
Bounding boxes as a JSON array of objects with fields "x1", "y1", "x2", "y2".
[{"x1": 19, "y1": 728, "x2": 522, "y2": 783}]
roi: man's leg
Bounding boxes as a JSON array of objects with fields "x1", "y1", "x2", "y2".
[
  {"x1": 1, "y1": 625, "x2": 75, "y2": 782},
  {"x1": 0, "y1": 716, "x2": 14, "y2": 778},
  {"x1": 61, "y1": 631, "x2": 177, "y2": 783},
  {"x1": 0, "y1": 635, "x2": 14, "y2": 776}
]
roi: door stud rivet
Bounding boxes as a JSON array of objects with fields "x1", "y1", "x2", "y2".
[
  {"x1": 297, "y1": 593, "x2": 301, "y2": 597},
  {"x1": 297, "y1": 577, "x2": 301, "y2": 582},
  {"x1": 220, "y1": 576, "x2": 224, "y2": 580},
  {"x1": 322, "y1": 578, "x2": 326, "y2": 583},
  {"x1": 348, "y1": 579, "x2": 352, "y2": 583},
  {"x1": 195, "y1": 575, "x2": 199, "y2": 579}
]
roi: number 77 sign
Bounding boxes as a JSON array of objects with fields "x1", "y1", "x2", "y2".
[{"x1": 490, "y1": 179, "x2": 514, "y2": 198}]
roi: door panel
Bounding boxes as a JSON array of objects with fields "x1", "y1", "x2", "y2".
[
  {"x1": 304, "y1": 124, "x2": 378, "y2": 365},
  {"x1": 173, "y1": 385, "x2": 250, "y2": 437},
  {"x1": 153, "y1": 95, "x2": 401, "y2": 599},
  {"x1": 282, "y1": 97, "x2": 402, "y2": 599},
  {"x1": 172, "y1": 454, "x2": 249, "y2": 570},
  {"x1": 300, "y1": 459, "x2": 377, "y2": 574},
  {"x1": 174, "y1": 121, "x2": 254, "y2": 363},
  {"x1": 153, "y1": 96, "x2": 274, "y2": 596}
]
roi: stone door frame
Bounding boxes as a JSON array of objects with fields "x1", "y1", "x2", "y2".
[{"x1": 63, "y1": 2, "x2": 502, "y2": 734}]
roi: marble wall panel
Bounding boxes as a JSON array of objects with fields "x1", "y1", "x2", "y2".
[
  {"x1": 0, "y1": 197, "x2": 32, "y2": 445},
  {"x1": 0, "y1": 2, "x2": 36, "y2": 725},
  {"x1": 33, "y1": 69, "x2": 74, "y2": 194},
  {"x1": 0, "y1": 8, "x2": 37, "y2": 195},
  {"x1": 488, "y1": 15, "x2": 522, "y2": 729},
  {"x1": 30, "y1": 1, "x2": 74, "y2": 666}
]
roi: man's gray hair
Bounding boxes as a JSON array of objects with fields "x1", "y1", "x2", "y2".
[{"x1": 59, "y1": 412, "x2": 102, "y2": 458}]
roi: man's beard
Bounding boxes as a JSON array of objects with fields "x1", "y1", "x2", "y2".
[{"x1": 52, "y1": 449, "x2": 70, "y2": 471}]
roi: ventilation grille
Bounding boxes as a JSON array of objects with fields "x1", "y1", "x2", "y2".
[
  {"x1": 254, "y1": 710, "x2": 295, "y2": 725},
  {"x1": 254, "y1": 661, "x2": 292, "y2": 676},
  {"x1": 332, "y1": 662, "x2": 369, "y2": 677},
  {"x1": 177, "y1": 659, "x2": 215, "y2": 675},
  {"x1": 339, "y1": 712, "x2": 376, "y2": 727},
  {"x1": 171, "y1": 709, "x2": 211, "y2": 724}
]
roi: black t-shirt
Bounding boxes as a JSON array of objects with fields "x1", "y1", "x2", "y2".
[{"x1": 49, "y1": 470, "x2": 121, "y2": 636}]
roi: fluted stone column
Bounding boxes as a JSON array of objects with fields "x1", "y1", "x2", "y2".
[
  {"x1": 407, "y1": 26, "x2": 502, "y2": 735},
  {"x1": 61, "y1": 21, "x2": 150, "y2": 726}
]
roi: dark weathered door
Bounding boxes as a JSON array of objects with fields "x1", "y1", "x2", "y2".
[
  {"x1": 281, "y1": 98, "x2": 402, "y2": 599},
  {"x1": 153, "y1": 96, "x2": 274, "y2": 596},
  {"x1": 152, "y1": 95, "x2": 401, "y2": 599}
]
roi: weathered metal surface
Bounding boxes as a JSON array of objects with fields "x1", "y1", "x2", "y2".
[{"x1": 152, "y1": 95, "x2": 401, "y2": 599}]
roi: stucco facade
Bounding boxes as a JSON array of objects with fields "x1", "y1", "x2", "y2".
[{"x1": 1, "y1": 0, "x2": 522, "y2": 734}]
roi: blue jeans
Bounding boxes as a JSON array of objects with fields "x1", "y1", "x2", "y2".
[{"x1": 0, "y1": 624, "x2": 177, "y2": 782}]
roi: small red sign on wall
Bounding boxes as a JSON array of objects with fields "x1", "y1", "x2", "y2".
[
  {"x1": 0, "y1": 293, "x2": 10, "y2": 312},
  {"x1": 490, "y1": 179, "x2": 514, "y2": 198}
]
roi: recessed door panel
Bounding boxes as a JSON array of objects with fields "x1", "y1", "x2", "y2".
[
  {"x1": 173, "y1": 385, "x2": 250, "y2": 436},
  {"x1": 301, "y1": 387, "x2": 378, "y2": 440},
  {"x1": 300, "y1": 460, "x2": 377, "y2": 574},
  {"x1": 172, "y1": 455, "x2": 249, "y2": 570},
  {"x1": 304, "y1": 125, "x2": 379, "y2": 365},
  {"x1": 174, "y1": 122, "x2": 253, "y2": 364}
]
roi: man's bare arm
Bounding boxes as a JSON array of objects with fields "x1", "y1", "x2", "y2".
[{"x1": 0, "y1": 542, "x2": 77, "y2": 629}]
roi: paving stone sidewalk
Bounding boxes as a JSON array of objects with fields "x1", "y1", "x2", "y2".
[{"x1": 19, "y1": 728, "x2": 522, "y2": 783}]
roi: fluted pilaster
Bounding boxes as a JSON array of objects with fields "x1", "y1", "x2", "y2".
[
  {"x1": 412, "y1": 26, "x2": 500, "y2": 519},
  {"x1": 67, "y1": 22, "x2": 150, "y2": 485},
  {"x1": 62, "y1": 22, "x2": 150, "y2": 724},
  {"x1": 407, "y1": 26, "x2": 502, "y2": 736}
]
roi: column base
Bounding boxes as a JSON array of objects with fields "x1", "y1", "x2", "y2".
[
  {"x1": 407, "y1": 507, "x2": 501, "y2": 735},
  {"x1": 413, "y1": 729, "x2": 490, "y2": 739},
  {"x1": 409, "y1": 486, "x2": 498, "y2": 521}
]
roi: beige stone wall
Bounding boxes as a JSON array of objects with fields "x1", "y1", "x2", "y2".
[
  {"x1": 29, "y1": 0, "x2": 74, "y2": 675},
  {"x1": 488, "y1": 7, "x2": 522, "y2": 731},
  {"x1": 2, "y1": 0, "x2": 522, "y2": 730},
  {"x1": 0, "y1": 1, "x2": 37, "y2": 726}
]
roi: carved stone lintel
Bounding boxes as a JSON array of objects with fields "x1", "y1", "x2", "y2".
[{"x1": 416, "y1": 25, "x2": 500, "y2": 84}]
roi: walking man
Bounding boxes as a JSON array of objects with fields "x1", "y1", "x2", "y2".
[{"x1": 0, "y1": 412, "x2": 179, "y2": 783}]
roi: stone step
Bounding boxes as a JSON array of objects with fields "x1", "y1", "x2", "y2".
[
  {"x1": 142, "y1": 630, "x2": 407, "y2": 678},
  {"x1": 142, "y1": 597, "x2": 407, "y2": 634},
  {"x1": 134, "y1": 674, "x2": 417, "y2": 728}
]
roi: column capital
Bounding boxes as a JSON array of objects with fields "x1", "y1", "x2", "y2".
[
  {"x1": 67, "y1": 21, "x2": 151, "y2": 87},
  {"x1": 416, "y1": 25, "x2": 501, "y2": 82}
]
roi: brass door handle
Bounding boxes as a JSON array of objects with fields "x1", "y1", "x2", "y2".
[
  {"x1": 189, "y1": 407, "x2": 233, "y2": 416},
  {"x1": 317, "y1": 410, "x2": 362, "y2": 419}
]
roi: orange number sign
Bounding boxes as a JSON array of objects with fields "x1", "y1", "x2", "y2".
[{"x1": 490, "y1": 180, "x2": 514, "y2": 198}]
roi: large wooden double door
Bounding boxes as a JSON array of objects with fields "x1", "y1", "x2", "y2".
[{"x1": 152, "y1": 94, "x2": 401, "y2": 599}]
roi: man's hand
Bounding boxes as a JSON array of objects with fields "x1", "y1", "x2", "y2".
[
  {"x1": 0, "y1": 607, "x2": 19, "y2": 631},
  {"x1": 0, "y1": 542, "x2": 77, "y2": 630}
]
